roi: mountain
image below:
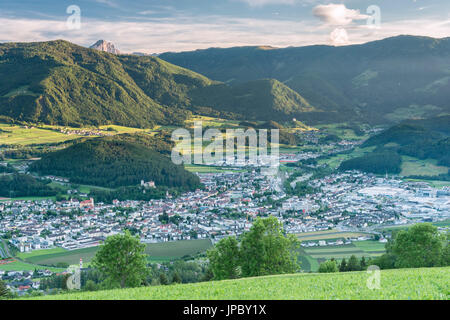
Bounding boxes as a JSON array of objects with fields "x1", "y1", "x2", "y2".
[
  {"x1": 159, "y1": 35, "x2": 450, "y2": 124},
  {"x1": 29, "y1": 136, "x2": 201, "y2": 189},
  {"x1": 0, "y1": 40, "x2": 214, "y2": 127},
  {"x1": 190, "y1": 79, "x2": 316, "y2": 121},
  {"x1": 3, "y1": 36, "x2": 448, "y2": 127},
  {"x1": 90, "y1": 40, "x2": 121, "y2": 54},
  {"x1": 339, "y1": 115, "x2": 450, "y2": 175},
  {"x1": 362, "y1": 115, "x2": 450, "y2": 167}
]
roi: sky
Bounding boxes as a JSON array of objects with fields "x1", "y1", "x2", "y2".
[{"x1": 0, "y1": 0, "x2": 449, "y2": 53}]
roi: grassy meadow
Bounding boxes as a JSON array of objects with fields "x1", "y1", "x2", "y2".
[
  {"x1": 25, "y1": 267, "x2": 450, "y2": 300},
  {"x1": 14, "y1": 239, "x2": 213, "y2": 267}
]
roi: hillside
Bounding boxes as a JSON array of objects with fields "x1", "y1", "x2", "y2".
[
  {"x1": 363, "y1": 116, "x2": 450, "y2": 167},
  {"x1": 160, "y1": 35, "x2": 450, "y2": 124},
  {"x1": 339, "y1": 115, "x2": 450, "y2": 175},
  {"x1": 0, "y1": 40, "x2": 213, "y2": 127},
  {"x1": 190, "y1": 79, "x2": 316, "y2": 121},
  {"x1": 29, "y1": 137, "x2": 201, "y2": 189},
  {"x1": 26, "y1": 267, "x2": 449, "y2": 300}
]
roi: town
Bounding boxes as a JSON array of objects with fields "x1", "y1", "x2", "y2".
[{"x1": 1, "y1": 158, "x2": 449, "y2": 294}]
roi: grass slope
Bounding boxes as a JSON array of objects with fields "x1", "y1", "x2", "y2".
[{"x1": 27, "y1": 267, "x2": 450, "y2": 300}]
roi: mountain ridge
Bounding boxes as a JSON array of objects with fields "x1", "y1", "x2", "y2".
[
  {"x1": 159, "y1": 35, "x2": 450, "y2": 124},
  {"x1": 0, "y1": 39, "x2": 321, "y2": 126}
]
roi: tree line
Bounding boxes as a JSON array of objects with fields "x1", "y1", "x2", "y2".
[{"x1": 318, "y1": 223, "x2": 449, "y2": 273}]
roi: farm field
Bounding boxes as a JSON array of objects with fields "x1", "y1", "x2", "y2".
[
  {"x1": 25, "y1": 267, "x2": 450, "y2": 300},
  {"x1": 405, "y1": 179, "x2": 450, "y2": 189},
  {"x1": 0, "y1": 196, "x2": 57, "y2": 202},
  {"x1": 17, "y1": 247, "x2": 67, "y2": 260},
  {"x1": 302, "y1": 241, "x2": 386, "y2": 264},
  {"x1": 316, "y1": 146, "x2": 376, "y2": 169},
  {"x1": 184, "y1": 164, "x2": 233, "y2": 173},
  {"x1": 432, "y1": 219, "x2": 450, "y2": 228},
  {"x1": 400, "y1": 156, "x2": 449, "y2": 177},
  {"x1": 0, "y1": 123, "x2": 81, "y2": 145},
  {"x1": 314, "y1": 123, "x2": 370, "y2": 141},
  {"x1": 184, "y1": 116, "x2": 240, "y2": 129},
  {"x1": 0, "y1": 259, "x2": 65, "y2": 272},
  {"x1": 375, "y1": 219, "x2": 450, "y2": 232},
  {"x1": 296, "y1": 229, "x2": 370, "y2": 242},
  {"x1": 296, "y1": 249, "x2": 319, "y2": 272},
  {"x1": 19, "y1": 239, "x2": 213, "y2": 266},
  {"x1": 295, "y1": 230, "x2": 386, "y2": 270},
  {"x1": 353, "y1": 240, "x2": 387, "y2": 253},
  {"x1": 0, "y1": 123, "x2": 152, "y2": 146}
]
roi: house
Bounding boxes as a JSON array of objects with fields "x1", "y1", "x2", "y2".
[
  {"x1": 80, "y1": 198, "x2": 95, "y2": 209},
  {"x1": 141, "y1": 180, "x2": 156, "y2": 188}
]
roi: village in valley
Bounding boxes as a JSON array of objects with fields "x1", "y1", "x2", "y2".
[
  {"x1": 1, "y1": 118, "x2": 449, "y2": 296},
  {"x1": 1, "y1": 152, "x2": 449, "y2": 294}
]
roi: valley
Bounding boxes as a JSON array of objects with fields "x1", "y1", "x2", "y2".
[{"x1": 0, "y1": 36, "x2": 449, "y2": 300}]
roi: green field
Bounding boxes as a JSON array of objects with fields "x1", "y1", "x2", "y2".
[
  {"x1": 400, "y1": 156, "x2": 449, "y2": 177},
  {"x1": 0, "y1": 124, "x2": 81, "y2": 145},
  {"x1": 19, "y1": 239, "x2": 213, "y2": 266},
  {"x1": 303, "y1": 242, "x2": 385, "y2": 263},
  {"x1": 144, "y1": 239, "x2": 213, "y2": 261},
  {"x1": 16, "y1": 247, "x2": 66, "y2": 260},
  {"x1": 296, "y1": 230, "x2": 384, "y2": 270},
  {"x1": 297, "y1": 230, "x2": 370, "y2": 242},
  {"x1": 353, "y1": 240, "x2": 387, "y2": 253},
  {"x1": 0, "y1": 259, "x2": 65, "y2": 272},
  {"x1": 0, "y1": 123, "x2": 151, "y2": 146},
  {"x1": 314, "y1": 123, "x2": 370, "y2": 141},
  {"x1": 405, "y1": 179, "x2": 450, "y2": 189},
  {"x1": 0, "y1": 196, "x2": 57, "y2": 202},
  {"x1": 433, "y1": 219, "x2": 450, "y2": 228},
  {"x1": 184, "y1": 164, "x2": 231, "y2": 173},
  {"x1": 317, "y1": 146, "x2": 376, "y2": 169},
  {"x1": 25, "y1": 267, "x2": 450, "y2": 300}
]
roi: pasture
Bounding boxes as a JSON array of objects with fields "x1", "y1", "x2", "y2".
[
  {"x1": 400, "y1": 156, "x2": 449, "y2": 177},
  {"x1": 19, "y1": 239, "x2": 213, "y2": 266},
  {"x1": 0, "y1": 259, "x2": 65, "y2": 272},
  {"x1": 296, "y1": 229, "x2": 370, "y2": 242},
  {"x1": 26, "y1": 267, "x2": 450, "y2": 300}
]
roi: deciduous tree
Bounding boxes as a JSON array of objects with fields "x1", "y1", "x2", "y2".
[{"x1": 92, "y1": 230, "x2": 148, "y2": 288}]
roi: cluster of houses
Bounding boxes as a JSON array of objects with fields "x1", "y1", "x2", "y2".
[{"x1": 1, "y1": 168, "x2": 448, "y2": 258}]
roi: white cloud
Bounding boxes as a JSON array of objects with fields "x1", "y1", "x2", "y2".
[
  {"x1": 313, "y1": 4, "x2": 369, "y2": 26},
  {"x1": 233, "y1": 0, "x2": 297, "y2": 7},
  {"x1": 330, "y1": 28, "x2": 349, "y2": 45},
  {"x1": 0, "y1": 15, "x2": 448, "y2": 53},
  {"x1": 95, "y1": 0, "x2": 119, "y2": 8}
]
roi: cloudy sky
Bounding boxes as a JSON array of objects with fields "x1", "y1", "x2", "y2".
[{"x1": 0, "y1": 0, "x2": 449, "y2": 53}]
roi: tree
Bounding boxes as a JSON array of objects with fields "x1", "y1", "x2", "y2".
[
  {"x1": 172, "y1": 272, "x2": 182, "y2": 284},
  {"x1": 159, "y1": 273, "x2": 169, "y2": 285},
  {"x1": 318, "y1": 260, "x2": 338, "y2": 273},
  {"x1": 371, "y1": 253, "x2": 397, "y2": 270},
  {"x1": 207, "y1": 236, "x2": 240, "y2": 280},
  {"x1": 442, "y1": 242, "x2": 450, "y2": 266},
  {"x1": 0, "y1": 280, "x2": 10, "y2": 299},
  {"x1": 392, "y1": 223, "x2": 444, "y2": 268},
  {"x1": 92, "y1": 230, "x2": 148, "y2": 288},
  {"x1": 360, "y1": 256, "x2": 367, "y2": 270},
  {"x1": 347, "y1": 255, "x2": 361, "y2": 271},
  {"x1": 339, "y1": 258, "x2": 347, "y2": 272},
  {"x1": 240, "y1": 216, "x2": 300, "y2": 277},
  {"x1": 84, "y1": 280, "x2": 98, "y2": 292}
]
